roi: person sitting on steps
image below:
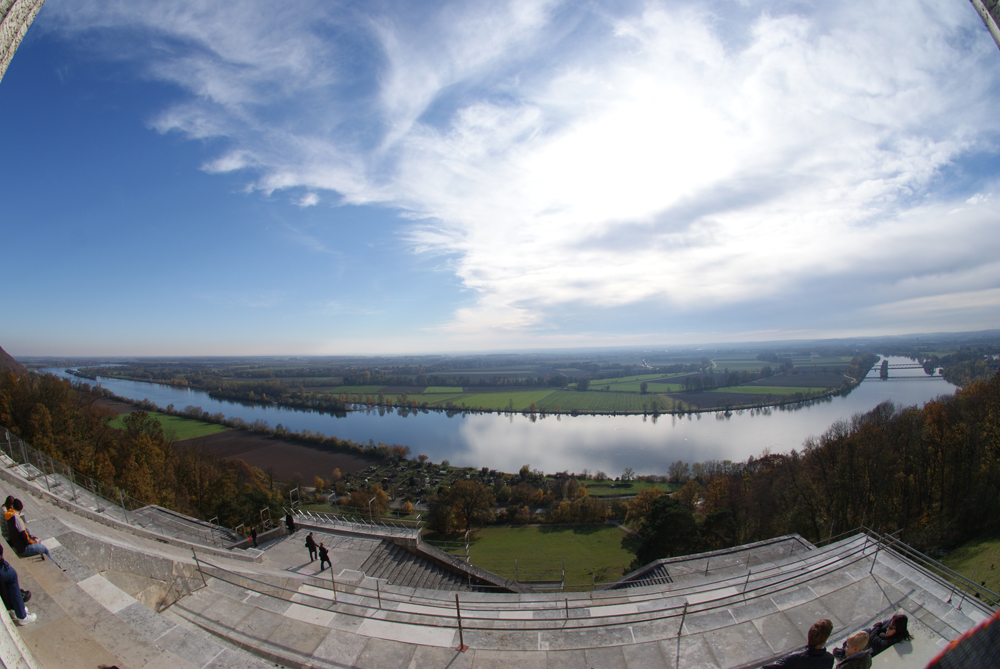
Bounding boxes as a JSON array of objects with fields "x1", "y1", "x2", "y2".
[
  {"x1": 762, "y1": 619, "x2": 834, "y2": 668},
  {"x1": 0, "y1": 544, "x2": 35, "y2": 625},
  {"x1": 6, "y1": 499, "x2": 54, "y2": 563},
  {"x1": 835, "y1": 631, "x2": 871, "y2": 669},
  {"x1": 834, "y1": 614, "x2": 911, "y2": 660}
]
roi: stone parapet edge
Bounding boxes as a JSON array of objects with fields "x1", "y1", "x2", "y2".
[{"x1": 0, "y1": 461, "x2": 266, "y2": 564}]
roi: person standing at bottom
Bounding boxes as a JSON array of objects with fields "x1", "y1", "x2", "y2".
[
  {"x1": 762, "y1": 619, "x2": 834, "y2": 668},
  {"x1": 318, "y1": 543, "x2": 331, "y2": 572},
  {"x1": 0, "y1": 545, "x2": 35, "y2": 625},
  {"x1": 305, "y1": 532, "x2": 317, "y2": 562}
]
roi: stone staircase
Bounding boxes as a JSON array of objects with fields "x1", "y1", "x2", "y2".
[{"x1": 358, "y1": 541, "x2": 472, "y2": 591}]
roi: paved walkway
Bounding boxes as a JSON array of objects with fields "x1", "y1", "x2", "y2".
[{"x1": 0, "y1": 464, "x2": 992, "y2": 668}]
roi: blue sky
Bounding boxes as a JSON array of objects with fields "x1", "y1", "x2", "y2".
[{"x1": 2, "y1": 0, "x2": 1000, "y2": 356}]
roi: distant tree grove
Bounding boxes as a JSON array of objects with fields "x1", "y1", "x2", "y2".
[{"x1": 0, "y1": 371, "x2": 284, "y2": 529}]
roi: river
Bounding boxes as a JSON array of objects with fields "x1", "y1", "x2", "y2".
[{"x1": 40, "y1": 359, "x2": 955, "y2": 475}]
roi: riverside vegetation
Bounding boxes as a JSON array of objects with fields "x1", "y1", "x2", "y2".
[
  {"x1": 5, "y1": 337, "x2": 1000, "y2": 578},
  {"x1": 61, "y1": 348, "x2": 889, "y2": 417}
]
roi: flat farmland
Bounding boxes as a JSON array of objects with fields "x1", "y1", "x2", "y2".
[
  {"x1": 710, "y1": 385, "x2": 830, "y2": 395},
  {"x1": 424, "y1": 389, "x2": 555, "y2": 410},
  {"x1": 422, "y1": 386, "x2": 463, "y2": 393},
  {"x1": 712, "y1": 358, "x2": 768, "y2": 371},
  {"x1": 744, "y1": 373, "x2": 845, "y2": 388},
  {"x1": 335, "y1": 385, "x2": 388, "y2": 395},
  {"x1": 536, "y1": 391, "x2": 666, "y2": 413},
  {"x1": 109, "y1": 411, "x2": 229, "y2": 441}
]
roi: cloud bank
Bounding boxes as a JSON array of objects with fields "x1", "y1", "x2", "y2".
[{"x1": 43, "y1": 0, "x2": 1000, "y2": 344}]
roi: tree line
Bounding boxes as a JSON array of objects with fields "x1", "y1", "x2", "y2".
[{"x1": 0, "y1": 371, "x2": 284, "y2": 529}]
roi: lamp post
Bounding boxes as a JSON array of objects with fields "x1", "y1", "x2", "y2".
[{"x1": 368, "y1": 496, "x2": 377, "y2": 522}]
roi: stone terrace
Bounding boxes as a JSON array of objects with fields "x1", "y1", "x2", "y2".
[{"x1": 0, "y1": 451, "x2": 994, "y2": 668}]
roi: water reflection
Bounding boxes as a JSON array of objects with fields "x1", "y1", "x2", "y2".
[{"x1": 40, "y1": 358, "x2": 955, "y2": 475}]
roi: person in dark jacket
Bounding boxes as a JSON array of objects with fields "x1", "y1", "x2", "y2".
[
  {"x1": 763, "y1": 619, "x2": 834, "y2": 668},
  {"x1": 285, "y1": 512, "x2": 296, "y2": 534},
  {"x1": 865, "y1": 614, "x2": 911, "y2": 656},
  {"x1": 318, "y1": 542, "x2": 331, "y2": 572},
  {"x1": 0, "y1": 545, "x2": 35, "y2": 625},
  {"x1": 305, "y1": 532, "x2": 317, "y2": 562},
  {"x1": 834, "y1": 614, "x2": 911, "y2": 660},
  {"x1": 835, "y1": 631, "x2": 872, "y2": 669},
  {"x1": 6, "y1": 499, "x2": 53, "y2": 562}
]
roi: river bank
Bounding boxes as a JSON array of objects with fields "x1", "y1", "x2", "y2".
[{"x1": 96, "y1": 397, "x2": 376, "y2": 480}]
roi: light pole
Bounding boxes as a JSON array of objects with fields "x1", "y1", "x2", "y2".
[{"x1": 368, "y1": 496, "x2": 377, "y2": 522}]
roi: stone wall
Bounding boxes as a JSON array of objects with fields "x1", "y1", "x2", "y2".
[{"x1": 0, "y1": 0, "x2": 46, "y2": 83}]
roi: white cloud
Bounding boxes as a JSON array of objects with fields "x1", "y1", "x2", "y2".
[{"x1": 44, "y1": 0, "x2": 1000, "y2": 340}]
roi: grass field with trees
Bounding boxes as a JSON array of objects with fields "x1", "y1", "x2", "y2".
[
  {"x1": 467, "y1": 525, "x2": 634, "y2": 587},
  {"x1": 109, "y1": 411, "x2": 229, "y2": 441}
]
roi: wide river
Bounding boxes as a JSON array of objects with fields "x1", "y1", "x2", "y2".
[{"x1": 42, "y1": 359, "x2": 954, "y2": 476}]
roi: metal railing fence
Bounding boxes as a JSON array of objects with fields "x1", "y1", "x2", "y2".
[{"x1": 293, "y1": 508, "x2": 421, "y2": 539}]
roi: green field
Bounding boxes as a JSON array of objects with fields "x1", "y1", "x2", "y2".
[
  {"x1": 536, "y1": 390, "x2": 668, "y2": 413},
  {"x1": 109, "y1": 412, "x2": 229, "y2": 441},
  {"x1": 427, "y1": 390, "x2": 555, "y2": 410},
  {"x1": 335, "y1": 386, "x2": 390, "y2": 395},
  {"x1": 710, "y1": 385, "x2": 831, "y2": 395},
  {"x1": 583, "y1": 480, "x2": 679, "y2": 497},
  {"x1": 423, "y1": 386, "x2": 464, "y2": 393},
  {"x1": 467, "y1": 525, "x2": 635, "y2": 586},
  {"x1": 941, "y1": 535, "x2": 1000, "y2": 596}
]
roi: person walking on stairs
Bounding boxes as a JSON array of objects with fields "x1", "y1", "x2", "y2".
[
  {"x1": 318, "y1": 542, "x2": 331, "y2": 572},
  {"x1": 306, "y1": 532, "x2": 317, "y2": 561}
]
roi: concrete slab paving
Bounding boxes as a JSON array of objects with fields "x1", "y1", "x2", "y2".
[
  {"x1": 311, "y1": 627, "x2": 372, "y2": 667},
  {"x1": 750, "y1": 610, "x2": 806, "y2": 656},
  {"x1": 407, "y1": 645, "x2": 475, "y2": 669},
  {"x1": 136, "y1": 648, "x2": 201, "y2": 669},
  {"x1": 696, "y1": 621, "x2": 773, "y2": 668},
  {"x1": 780, "y1": 597, "x2": 845, "y2": 634},
  {"x1": 471, "y1": 649, "x2": 548, "y2": 669},
  {"x1": 18, "y1": 614, "x2": 122, "y2": 669},
  {"x1": 544, "y1": 648, "x2": 587, "y2": 668},
  {"x1": 584, "y1": 644, "x2": 629, "y2": 668},
  {"x1": 158, "y1": 624, "x2": 228, "y2": 667},
  {"x1": 353, "y1": 637, "x2": 418, "y2": 669},
  {"x1": 119, "y1": 599, "x2": 179, "y2": 642},
  {"x1": 88, "y1": 613, "x2": 164, "y2": 668},
  {"x1": 658, "y1": 633, "x2": 721, "y2": 669},
  {"x1": 263, "y1": 615, "x2": 330, "y2": 658},
  {"x1": 621, "y1": 640, "x2": 670, "y2": 668}
]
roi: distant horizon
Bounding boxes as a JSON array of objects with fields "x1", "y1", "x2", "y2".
[
  {"x1": 3, "y1": 1, "x2": 1000, "y2": 356},
  {"x1": 10, "y1": 328, "x2": 1000, "y2": 361}
]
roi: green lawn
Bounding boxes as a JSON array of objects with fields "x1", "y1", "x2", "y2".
[
  {"x1": 536, "y1": 390, "x2": 667, "y2": 413},
  {"x1": 941, "y1": 535, "x2": 1000, "y2": 597},
  {"x1": 583, "y1": 480, "x2": 679, "y2": 497},
  {"x1": 109, "y1": 412, "x2": 229, "y2": 441},
  {"x1": 429, "y1": 390, "x2": 556, "y2": 410},
  {"x1": 423, "y1": 386, "x2": 464, "y2": 393},
  {"x1": 467, "y1": 525, "x2": 635, "y2": 587},
  {"x1": 709, "y1": 385, "x2": 830, "y2": 395}
]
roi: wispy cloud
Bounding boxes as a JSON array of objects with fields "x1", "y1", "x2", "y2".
[{"x1": 44, "y1": 0, "x2": 1000, "y2": 342}]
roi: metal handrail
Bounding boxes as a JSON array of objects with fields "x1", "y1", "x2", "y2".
[{"x1": 190, "y1": 532, "x2": 882, "y2": 634}]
